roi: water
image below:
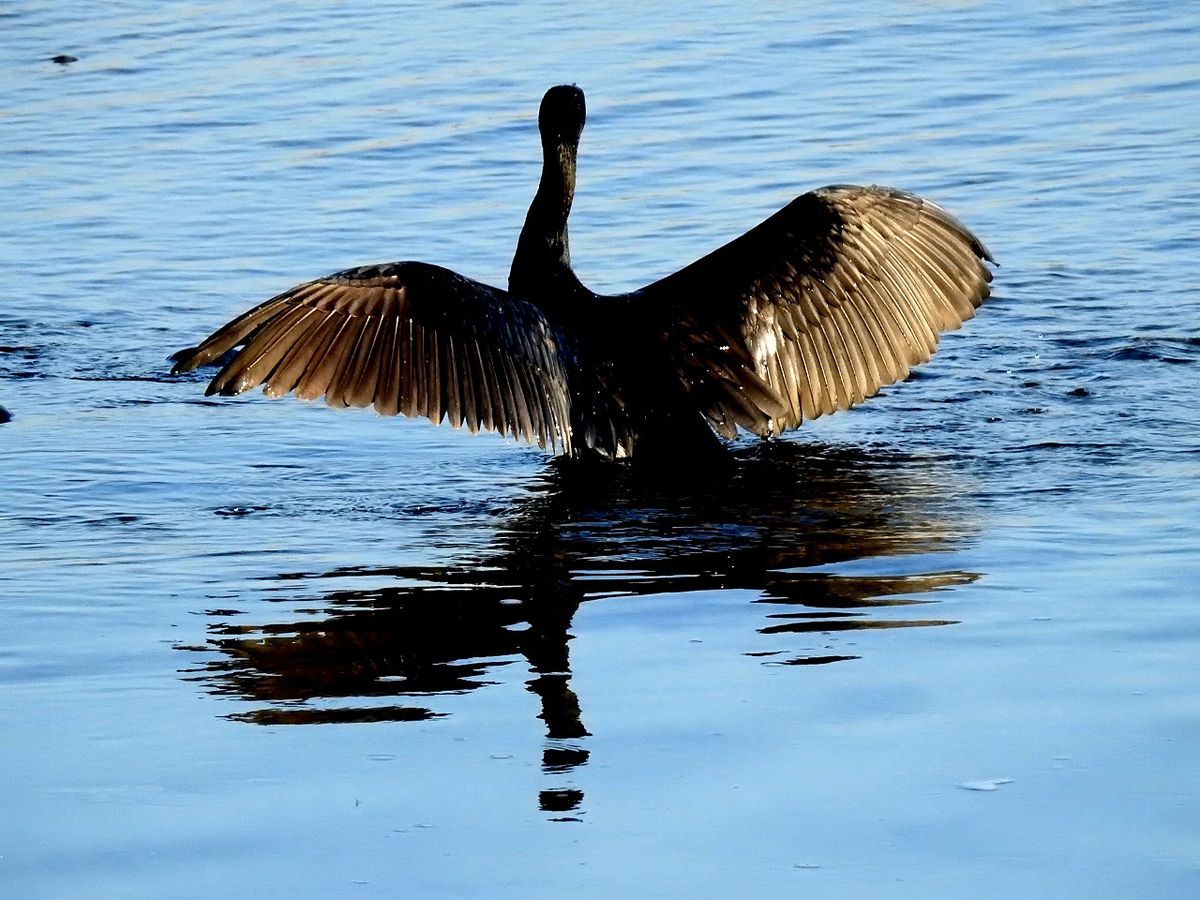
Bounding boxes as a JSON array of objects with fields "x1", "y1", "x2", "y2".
[{"x1": 3, "y1": 2, "x2": 1199, "y2": 897}]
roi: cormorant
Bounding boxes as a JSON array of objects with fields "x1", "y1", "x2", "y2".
[{"x1": 172, "y1": 85, "x2": 993, "y2": 461}]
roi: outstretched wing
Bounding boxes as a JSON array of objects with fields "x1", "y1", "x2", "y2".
[
  {"x1": 172, "y1": 261, "x2": 575, "y2": 453},
  {"x1": 641, "y1": 185, "x2": 994, "y2": 437}
]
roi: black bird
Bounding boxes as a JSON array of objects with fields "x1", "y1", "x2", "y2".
[{"x1": 172, "y1": 85, "x2": 993, "y2": 462}]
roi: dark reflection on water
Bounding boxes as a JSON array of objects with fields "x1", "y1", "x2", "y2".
[{"x1": 179, "y1": 441, "x2": 977, "y2": 817}]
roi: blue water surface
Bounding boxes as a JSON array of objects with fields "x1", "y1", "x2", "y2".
[{"x1": 3, "y1": 2, "x2": 1199, "y2": 897}]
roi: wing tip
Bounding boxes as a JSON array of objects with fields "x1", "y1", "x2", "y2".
[{"x1": 169, "y1": 344, "x2": 207, "y2": 374}]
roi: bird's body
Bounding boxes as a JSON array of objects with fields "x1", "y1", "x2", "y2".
[{"x1": 173, "y1": 85, "x2": 994, "y2": 462}]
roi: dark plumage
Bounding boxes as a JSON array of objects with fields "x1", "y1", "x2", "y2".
[{"x1": 172, "y1": 85, "x2": 994, "y2": 461}]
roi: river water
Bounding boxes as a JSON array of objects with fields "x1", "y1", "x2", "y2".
[{"x1": 3, "y1": 2, "x2": 1199, "y2": 897}]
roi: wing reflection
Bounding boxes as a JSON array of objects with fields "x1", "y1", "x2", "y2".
[{"x1": 179, "y1": 441, "x2": 979, "y2": 819}]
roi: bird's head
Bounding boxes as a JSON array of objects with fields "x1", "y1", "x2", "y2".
[{"x1": 539, "y1": 84, "x2": 586, "y2": 147}]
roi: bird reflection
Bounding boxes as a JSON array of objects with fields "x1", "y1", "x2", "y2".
[{"x1": 179, "y1": 441, "x2": 978, "y2": 819}]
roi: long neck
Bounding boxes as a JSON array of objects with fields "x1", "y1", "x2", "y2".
[{"x1": 509, "y1": 138, "x2": 585, "y2": 303}]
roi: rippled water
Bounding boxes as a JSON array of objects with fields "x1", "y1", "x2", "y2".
[{"x1": 4, "y1": 2, "x2": 1199, "y2": 897}]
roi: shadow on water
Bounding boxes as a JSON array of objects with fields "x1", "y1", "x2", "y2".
[{"x1": 178, "y1": 440, "x2": 979, "y2": 820}]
